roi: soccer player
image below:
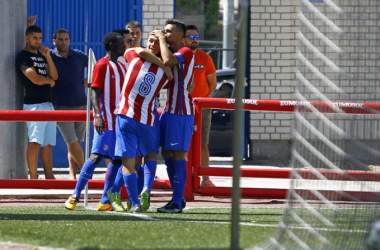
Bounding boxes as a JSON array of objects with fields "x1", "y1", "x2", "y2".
[
  {"x1": 125, "y1": 21, "x2": 149, "y2": 199},
  {"x1": 107, "y1": 30, "x2": 173, "y2": 213},
  {"x1": 125, "y1": 20, "x2": 149, "y2": 196},
  {"x1": 112, "y1": 29, "x2": 132, "y2": 66},
  {"x1": 110, "y1": 26, "x2": 146, "y2": 198},
  {"x1": 96, "y1": 30, "x2": 134, "y2": 211},
  {"x1": 64, "y1": 32, "x2": 127, "y2": 210},
  {"x1": 125, "y1": 20, "x2": 143, "y2": 48},
  {"x1": 154, "y1": 19, "x2": 195, "y2": 213}
]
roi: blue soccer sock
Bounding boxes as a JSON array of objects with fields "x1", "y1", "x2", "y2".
[
  {"x1": 136, "y1": 164, "x2": 144, "y2": 195},
  {"x1": 110, "y1": 166, "x2": 124, "y2": 194},
  {"x1": 100, "y1": 162, "x2": 120, "y2": 204},
  {"x1": 172, "y1": 159, "x2": 187, "y2": 207},
  {"x1": 123, "y1": 173, "x2": 140, "y2": 206},
  {"x1": 181, "y1": 161, "x2": 188, "y2": 184},
  {"x1": 73, "y1": 159, "x2": 97, "y2": 199},
  {"x1": 143, "y1": 160, "x2": 157, "y2": 193},
  {"x1": 164, "y1": 157, "x2": 175, "y2": 188}
]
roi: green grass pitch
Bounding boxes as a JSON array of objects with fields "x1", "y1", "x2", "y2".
[{"x1": 0, "y1": 206, "x2": 282, "y2": 249}]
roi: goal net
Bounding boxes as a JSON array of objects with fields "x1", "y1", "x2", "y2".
[{"x1": 254, "y1": 0, "x2": 380, "y2": 249}]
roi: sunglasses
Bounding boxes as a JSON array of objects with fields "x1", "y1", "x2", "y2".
[{"x1": 185, "y1": 35, "x2": 200, "y2": 40}]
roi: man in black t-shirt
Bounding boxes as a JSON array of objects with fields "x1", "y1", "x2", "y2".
[{"x1": 15, "y1": 25, "x2": 58, "y2": 179}]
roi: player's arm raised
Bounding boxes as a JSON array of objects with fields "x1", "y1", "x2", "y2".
[
  {"x1": 154, "y1": 30, "x2": 178, "y2": 67},
  {"x1": 127, "y1": 47, "x2": 173, "y2": 80}
]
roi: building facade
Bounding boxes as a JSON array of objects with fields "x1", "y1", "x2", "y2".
[{"x1": 142, "y1": 1, "x2": 298, "y2": 165}]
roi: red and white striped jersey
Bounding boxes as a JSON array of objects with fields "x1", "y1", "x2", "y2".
[
  {"x1": 91, "y1": 56, "x2": 127, "y2": 131},
  {"x1": 117, "y1": 50, "x2": 169, "y2": 126},
  {"x1": 117, "y1": 56, "x2": 129, "y2": 69},
  {"x1": 164, "y1": 46, "x2": 195, "y2": 115}
]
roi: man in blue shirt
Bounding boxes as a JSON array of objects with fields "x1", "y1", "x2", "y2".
[{"x1": 50, "y1": 28, "x2": 88, "y2": 179}]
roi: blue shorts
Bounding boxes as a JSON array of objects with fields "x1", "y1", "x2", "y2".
[
  {"x1": 115, "y1": 115, "x2": 156, "y2": 158},
  {"x1": 23, "y1": 102, "x2": 56, "y2": 147},
  {"x1": 91, "y1": 130, "x2": 121, "y2": 160},
  {"x1": 160, "y1": 111, "x2": 194, "y2": 151}
]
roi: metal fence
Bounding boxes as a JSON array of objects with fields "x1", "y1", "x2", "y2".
[
  {"x1": 199, "y1": 40, "x2": 236, "y2": 69},
  {"x1": 27, "y1": 0, "x2": 142, "y2": 59}
]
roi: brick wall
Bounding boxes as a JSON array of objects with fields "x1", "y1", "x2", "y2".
[
  {"x1": 141, "y1": 0, "x2": 300, "y2": 164},
  {"x1": 142, "y1": 0, "x2": 174, "y2": 43},
  {"x1": 142, "y1": 0, "x2": 174, "y2": 106},
  {"x1": 248, "y1": 0, "x2": 298, "y2": 164}
]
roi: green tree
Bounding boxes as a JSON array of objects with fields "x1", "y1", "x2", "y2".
[
  {"x1": 176, "y1": 0, "x2": 199, "y2": 10},
  {"x1": 204, "y1": 0, "x2": 219, "y2": 37}
]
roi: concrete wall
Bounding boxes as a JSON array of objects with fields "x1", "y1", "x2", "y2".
[{"x1": 0, "y1": 0, "x2": 28, "y2": 178}]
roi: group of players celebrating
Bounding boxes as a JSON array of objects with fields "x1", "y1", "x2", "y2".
[{"x1": 65, "y1": 18, "x2": 194, "y2": 214}]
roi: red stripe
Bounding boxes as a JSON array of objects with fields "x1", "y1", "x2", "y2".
[
  {"x1": 188, "y1": 74, "x2": 195, "y2": 115},
  {"x1": 182, "y1": 60, "x2": 194, "y2": 115},
  {"x1": 107, "y1": 62, "x2": 116, "y2": 130},
  {"x1": 168, "y1": 71, "x2": 174, "y2": 113},
  {"x1": 116, "y1": 62, "x2": 126, "y2": 122},
  {"x1": 166, "y1": 59, "x2": 195, "y2": 115},
  {"x1": 121, "y1": 58, "x2": 142, "y2": 116},
  {"x1": 174, "y1": 66, "x2": 180, "y2": 114},
  {"x1": 118, "y1": 61, "x2": 126, "y2": 72}
]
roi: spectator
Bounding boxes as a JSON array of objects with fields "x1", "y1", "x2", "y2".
[
  {"x1": 16, "y1": 25, "x2": 58, "y2": 179},
  {"x1": 154, "y1": 19, "x2": 195, "y2": 213},
  {"x1": 184, "y1": 25, "x2": 217, "y2": 187},
  {"x1": 50, "y1": 28, "x2": 88, "y2": 179},
  {"x1": 64, "y1": 32, "x2": 127, "y2": 210},
  {"x1": 125, "y1": 20, "x2": 143, "y2": 48}
]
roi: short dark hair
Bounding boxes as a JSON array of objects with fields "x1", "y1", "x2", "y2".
[
  {"x1": 103, "y1": 32, "x2": 122, "y2": 51},
  {"x1": 148, "y1": 29, "x2": 161, "y2": 37},
  {"x1": 53, "y1": 28, "x2": 70, "y2": 39},
  {"x1": 112, "y1": 29, "x2": 130, "y2": 36},
  {"x1": 26, "y1": 25, "x2": 42, "y2": 36},
  {"x1": 186, "y1": 25, "x2": 198, "y2": 32},
  {"x1": 165, "y1": 19, "x2": 186, "y2": 36},
  {"x1": 125, "y1": 20, "x2": 142, "y2": 31}
]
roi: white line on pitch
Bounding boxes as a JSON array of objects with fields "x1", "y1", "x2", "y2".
[
  {"x1": 84, "y1": 206, "x2": 277, "y2": 226},
  {"x1": 85, "y1": 206, "x2": 160, "y2": 220},
  {"x1": 85, "y1": 206, "x2": 366, "y2": 232}
]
